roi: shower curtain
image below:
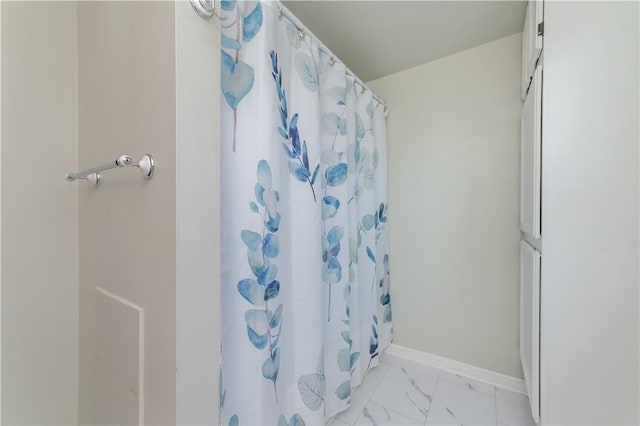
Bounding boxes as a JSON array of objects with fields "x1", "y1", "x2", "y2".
[{"x1": 220, "y1": 2, "x2": 391, "y2": 424}]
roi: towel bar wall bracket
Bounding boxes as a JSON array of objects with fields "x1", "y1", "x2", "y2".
[{"x1": 66, "y1": 154, "x2": 155, "y2": 188}]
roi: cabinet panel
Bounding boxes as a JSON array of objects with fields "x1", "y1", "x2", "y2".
[
  {"x1": 521, "y1": 65, "x2": 542, "y2": 238},
  {"x1": 521, "y1": 0, "x2": 543, "y2": 98},
  {"x1": 520, "y1": 241, "x2": 540, "y2": 423}
]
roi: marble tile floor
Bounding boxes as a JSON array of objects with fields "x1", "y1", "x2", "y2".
[{"x1": 327, "y1": 352, "x2": 536, "y2": 426}]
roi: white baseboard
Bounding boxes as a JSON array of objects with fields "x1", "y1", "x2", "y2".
[{"x1": 385, "y1": 343, "x2": 527, "y2": 395}]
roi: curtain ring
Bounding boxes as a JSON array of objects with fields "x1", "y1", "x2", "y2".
[
  {"x1": 329, "y1": 57, "x2": 335, "y2": 67},
  {"x1": 277, "y1": 6, "x2": 283, "y2": 19},
  {"x1": 298, "y1": 30, "x2": 305, "y2": 40},
  {"x1": 361, "y1": 85, "x2": 366, "y2": 94}
]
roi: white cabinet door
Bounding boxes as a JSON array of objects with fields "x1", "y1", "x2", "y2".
[
  {"x1": 521, "y1": 0, "x2": 543, "y2": 98},
  {"x1": 520, "y1": 241, "x2": 541, "y2": 423},
  {"x1": 521, "y1": 64, "x2": 542, "y2": 238}
]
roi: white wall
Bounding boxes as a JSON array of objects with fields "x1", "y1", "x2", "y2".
[
  {"x1": 175, "y1": 1, "x2": 221, "y2": 424},
  {"x1": 540, "y1": 2, "x2": 639, "y2": 424},
  {"x1": 368, "y1": 33, "x2": 523, "y2": 378},
  {"x1": 1, "y1": 3, "x2": 224, "y2": 424},
  {"x1": 77, "y1": 2, "x2": 176, "y2": 424},
  {"x1": 1, "y1": 2, "x2": 79, "y2": 423}
]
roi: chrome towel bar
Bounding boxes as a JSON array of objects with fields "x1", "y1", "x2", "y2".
[{"x1": 66, "y1": 154, "x2": 155, "y2": 188}]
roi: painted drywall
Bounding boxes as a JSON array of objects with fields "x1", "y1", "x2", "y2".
[
  {"x1": 368, "y1": 33, "x2": 523, "y2": 378},
  {"x1": 285, "y1": 1, "x2": 526, "y2": 82},
  {"x1": 1, "y1": 2, "x2": 79, "y2": 423},
  {"x1": 540, "y1": 2, "x2": 639, "y2": 424},
  {"x1": 175, "y1": 1, "x2": 221, "y2": 424},
  {"x1": 1, "y1": 5, "x2": 3, "y2": 419},
  {"x1": 77, "y1": 2, "x2": 176, "y2": 424}
]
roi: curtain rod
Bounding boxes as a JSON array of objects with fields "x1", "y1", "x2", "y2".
[
  {"x1": 274, "y1": 1, "x2": 389, "y2": 116},
  {"x1": 189, "y1": 0, "x2": 389, "y2": 115}
]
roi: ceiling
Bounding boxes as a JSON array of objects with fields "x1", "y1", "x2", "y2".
[{"x1": 283, "y1": 1, "x2": 527, "y2": 82}]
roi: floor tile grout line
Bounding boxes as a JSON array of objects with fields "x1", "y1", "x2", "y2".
[
  {"x1": 438, "y1": 369, "x2": 500, "y2": 398},
  {"x1": 348, "y1": 355, "x2": 396, "y2": 425},
  {"x1": 329, "y1": 358, "x2": 387, "y2": 425},
  {"x1": 367, "y1": 357, "x2": 436, "y2": 424},
  {"x1": 422, "y1": 368, "x2": 442, "y2": 425},
  {"x1": 494, "y1": 382, "x2": 498, "y2": 426},
  {"x1": 366, "y1": 400, "x2": 427, "y2": 425},
  {"x1": 353, "y1": 357, "x2": 395, "y2": 425},
  {"x1": 349, "y1": 353, "x2": 529, "y2": 426},
  {"x1": 390, "y1": 351, "x2": 509, "y2": 398}
]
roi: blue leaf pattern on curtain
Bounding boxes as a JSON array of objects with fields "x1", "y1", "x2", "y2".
[
  {"x1": 220, "y1": 1, "x2": 263, "y2": 152},
  {"x1": 271, "y1": 52, "x2": 319, "y2": 201},
  {"x1": 221, "y1": 3, "x2": 391, "y2": 425},
  {"x1": 237, "y1": 160, "x2": 284, "y2": 401}
]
